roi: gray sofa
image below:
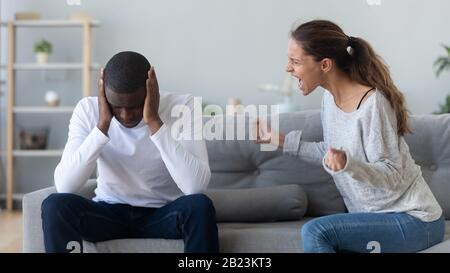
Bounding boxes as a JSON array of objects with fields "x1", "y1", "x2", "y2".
[{"x1": 22, "y1": 110, "x2": 450, "y2": 252}]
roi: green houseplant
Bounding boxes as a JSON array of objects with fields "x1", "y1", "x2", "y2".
[
  {"x1": 33, "y1": 39, "x2": 53, "y2": 64},
  {"x1": 434, "y1": 44, "x2": 450, "y2": 114}
]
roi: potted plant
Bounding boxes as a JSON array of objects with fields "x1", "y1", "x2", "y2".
[
  {"x1": 33, "y1": 39, "x2": 52, "y2": 64},
  {"x1": 433, "y1": 44, "x2": 450, "y2": 114}
]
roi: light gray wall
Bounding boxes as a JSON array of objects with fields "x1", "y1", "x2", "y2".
[{"x1": 1, "y1": 0, "x2": 450, "y2": 195}]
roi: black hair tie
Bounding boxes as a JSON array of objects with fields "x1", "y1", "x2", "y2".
[{"x1": 347, "y1": 36, "x2": 356, "y2": 46}]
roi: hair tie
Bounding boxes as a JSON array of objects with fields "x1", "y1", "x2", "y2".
[{"x1": 346, "y1": 36, "x2": 355, "y2": 56}]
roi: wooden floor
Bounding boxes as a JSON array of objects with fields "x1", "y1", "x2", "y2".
[{"x1": 0, "y1": 210, "x2": 22, "y2": 253}]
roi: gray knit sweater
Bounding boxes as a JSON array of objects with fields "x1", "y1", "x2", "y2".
[{"x1": 284, "y1": 90, "x2": 442, "y2": 222}]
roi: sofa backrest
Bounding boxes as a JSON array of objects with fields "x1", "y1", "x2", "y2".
[
  {"x1": 204, "y1": 111, "x2": 450, "y2": 219},
  {"x1": 404, "y1": 114, "x2": 450, "y2": 219}
]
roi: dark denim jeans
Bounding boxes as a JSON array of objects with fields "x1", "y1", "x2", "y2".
[
  {"x1": 301, "y1": 212, "x2": 445, "y2": 253},
  {"x1": 41, "y1": 193, "x2": 219, "y2": 253}
]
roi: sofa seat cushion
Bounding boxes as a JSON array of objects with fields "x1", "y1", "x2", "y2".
[
  {"x1": 205, "y1": 184, "x2": 308, "y2": 222},
  {"x1": 84, "y1": 238, "x2": 184, "y2": 253},
  {"x1": 84, "y1": 219, "x2": 312, "y2": 253},
  {"x1": 84, "y1": 220, "x2": 450, "y2": 253}
]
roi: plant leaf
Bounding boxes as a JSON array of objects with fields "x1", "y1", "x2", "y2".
[
  {"x1": 444, "y1": 44, "x2": 450, "y2": 55},
  {"x1": 434, "y1": 57, "x2": 450, "y2": 77}
]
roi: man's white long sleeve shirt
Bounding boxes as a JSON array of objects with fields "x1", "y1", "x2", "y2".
[{"x1": 54, "y1": 91, "x2": 211, "y2": 208}]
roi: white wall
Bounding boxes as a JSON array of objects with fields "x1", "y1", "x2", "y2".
[
  {"x1": 2, "y1": 0, "x2": 450, "y2": 113},
  {"x1": 1, "y1": 0, "x2": 450, "y2": 194}
]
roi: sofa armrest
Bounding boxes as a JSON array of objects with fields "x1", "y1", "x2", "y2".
[
  {"x1": 22, "y1": 186, "x2": 57, "y2": 253},
  {"x1": 22, "y1": 179, "x2": 97, "y2": 253}
]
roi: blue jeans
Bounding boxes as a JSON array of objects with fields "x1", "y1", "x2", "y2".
[
  {"x1": 301, "y1": 212, "x2": 445, "y2": 253},
  {"x1": 41, "y1": 193, "x2": 219, "y2": 253}
]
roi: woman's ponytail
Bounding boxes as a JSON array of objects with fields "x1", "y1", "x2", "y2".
[{"x1": 348, "y1": 37, "x2": 411, "y2": 135}]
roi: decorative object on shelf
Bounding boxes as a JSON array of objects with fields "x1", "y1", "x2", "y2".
[
  {"x1": 33, "y1": 39, "x2": 53, "y2": 64},
  {"x1": 227, "y1": 97, "x2": 243, "y2": 116},
  {"x1": 45, "y1": 90, "x2": 60, "y2": 107},
  {"x1": 202, "y1": 100, "x2": 221, "y2": 116},
  {"x1": 14, "y1": 12, "x2": 41, "y2": 20},
  {"x1": 259, "y1": 73, "x2": 297, "y2": 113},
  {"x1": 19, "y1": 126, "x2": 49, "y2": 150},
  {"x1": 433, "y1": 44, "x2": 450, "y2": 114}
]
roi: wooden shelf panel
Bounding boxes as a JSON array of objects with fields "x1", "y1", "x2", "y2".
[
  {"x1": 13, "y1": 106, "x2": 75, "y2": 113},
  {"x1": 0, "y1": 20, "x2": 100, "y2": 27},
  {"x1": 10, "y1": 63, "x2": 100, "y2": 70},
  {"x1": 12, "y1": 150, "x2": 63, "y2": 157},
  {"x1": 0, "y1": 193, "x2": 25, "y2": 201},
  {"x1": 1, "y1": 63, "x2": 100, "y2": 70}
]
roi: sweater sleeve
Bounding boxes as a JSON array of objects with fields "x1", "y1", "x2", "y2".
[
  {"x1": 149, "y1": 96, "x2": 211, "y2": 195},
  {"x1": 283, "y1": 131, "x2": 328, "y2": 165},
  {"x1": 54, "y1": 99, "x2": 110, "y2": 193},
  {"x1": 323, "y1": 96, "x2": 404, "y2": 189},
  {"x1": 282, "y1": 93, "x2": 328, "y2": 165}
]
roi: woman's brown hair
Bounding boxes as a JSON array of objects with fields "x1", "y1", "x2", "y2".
[{"x1": 291, "y1": 20, "x2": 411, "y2": 135}]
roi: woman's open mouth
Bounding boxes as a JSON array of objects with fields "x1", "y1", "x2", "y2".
[{"x1": 298, "y1": 79, "x2": 304, "y2": 90}]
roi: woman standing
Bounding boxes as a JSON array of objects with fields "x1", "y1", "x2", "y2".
[{"x1": 257, "y1": 20, "x2": 444, "y2": 253}]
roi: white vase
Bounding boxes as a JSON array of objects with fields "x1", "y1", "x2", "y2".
[
  {"x1": 36, "y1": 52, "x2": 49, "y2": 64},
  {"x1": 278, "y1": 96, "x2": 297, "y2": 113},
  {"x1": 45, "y1": 90, "x2": 60, "y2": 107}
]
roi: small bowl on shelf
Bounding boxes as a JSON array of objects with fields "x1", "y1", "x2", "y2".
[{"x1": 19, "y1": 126, "x2": 49, "y2": 150}]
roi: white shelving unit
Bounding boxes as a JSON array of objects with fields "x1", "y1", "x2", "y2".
[
  {"x1": 0, "y1": 4, "x2": 4, "y2": 209},
  {"x1": 0, "y1": 20, "x2": 100, "y2": 28},
  {"x1": 1, "y1": 19, "x2": 99, "y2": 210},
  {"x1": 0, "y1": 193, "x2": 25, "y2": 203},
  {"x1": 12, "y1": 63, "x2": 100, "y2": 70},
  {"x1": 12, "y1": 150, "x2": 63, "y2": 157},
  {"x1": 13, "y1": 106, "x2": 75, "y2": 113}
]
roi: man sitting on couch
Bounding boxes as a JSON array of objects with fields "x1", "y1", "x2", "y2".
[{"x1": 41, "y1": 51, "x2": 219, "y2": 253}]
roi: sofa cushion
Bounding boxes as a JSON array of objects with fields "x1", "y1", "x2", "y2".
[
  {"x1": 205, "y1": 113, "x2": 450, "y2": 219},
  {"x1": 84, "y1": 219, "x2": 310, "y2": 253},
  {"x1": 405, "y1": 114, "x2": 450, "y2": 220},
  {"x1": 205, "y1": 113, "x2": 347, "y2": 217},
  {"x1": 84, "y1": 220, "x2": 450, "y2": 253},
  {"x1": 205, "y1": 184, "x2": 307, "y2": 222}
]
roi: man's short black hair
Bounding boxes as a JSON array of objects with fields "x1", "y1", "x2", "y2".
[{"x1": 104, "y1": 51, "x2": 151, "y2": 93}]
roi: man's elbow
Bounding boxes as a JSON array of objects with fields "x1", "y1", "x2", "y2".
[
  {"x1": 182, "y1": 169, "x2": 211, "y2": 195},
  {"x1": 54, "y1": 179, "x2": 74, "y2": 193},
  {"x1": 54, "y1": 172, "x2": 78, "y2": 194}
]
